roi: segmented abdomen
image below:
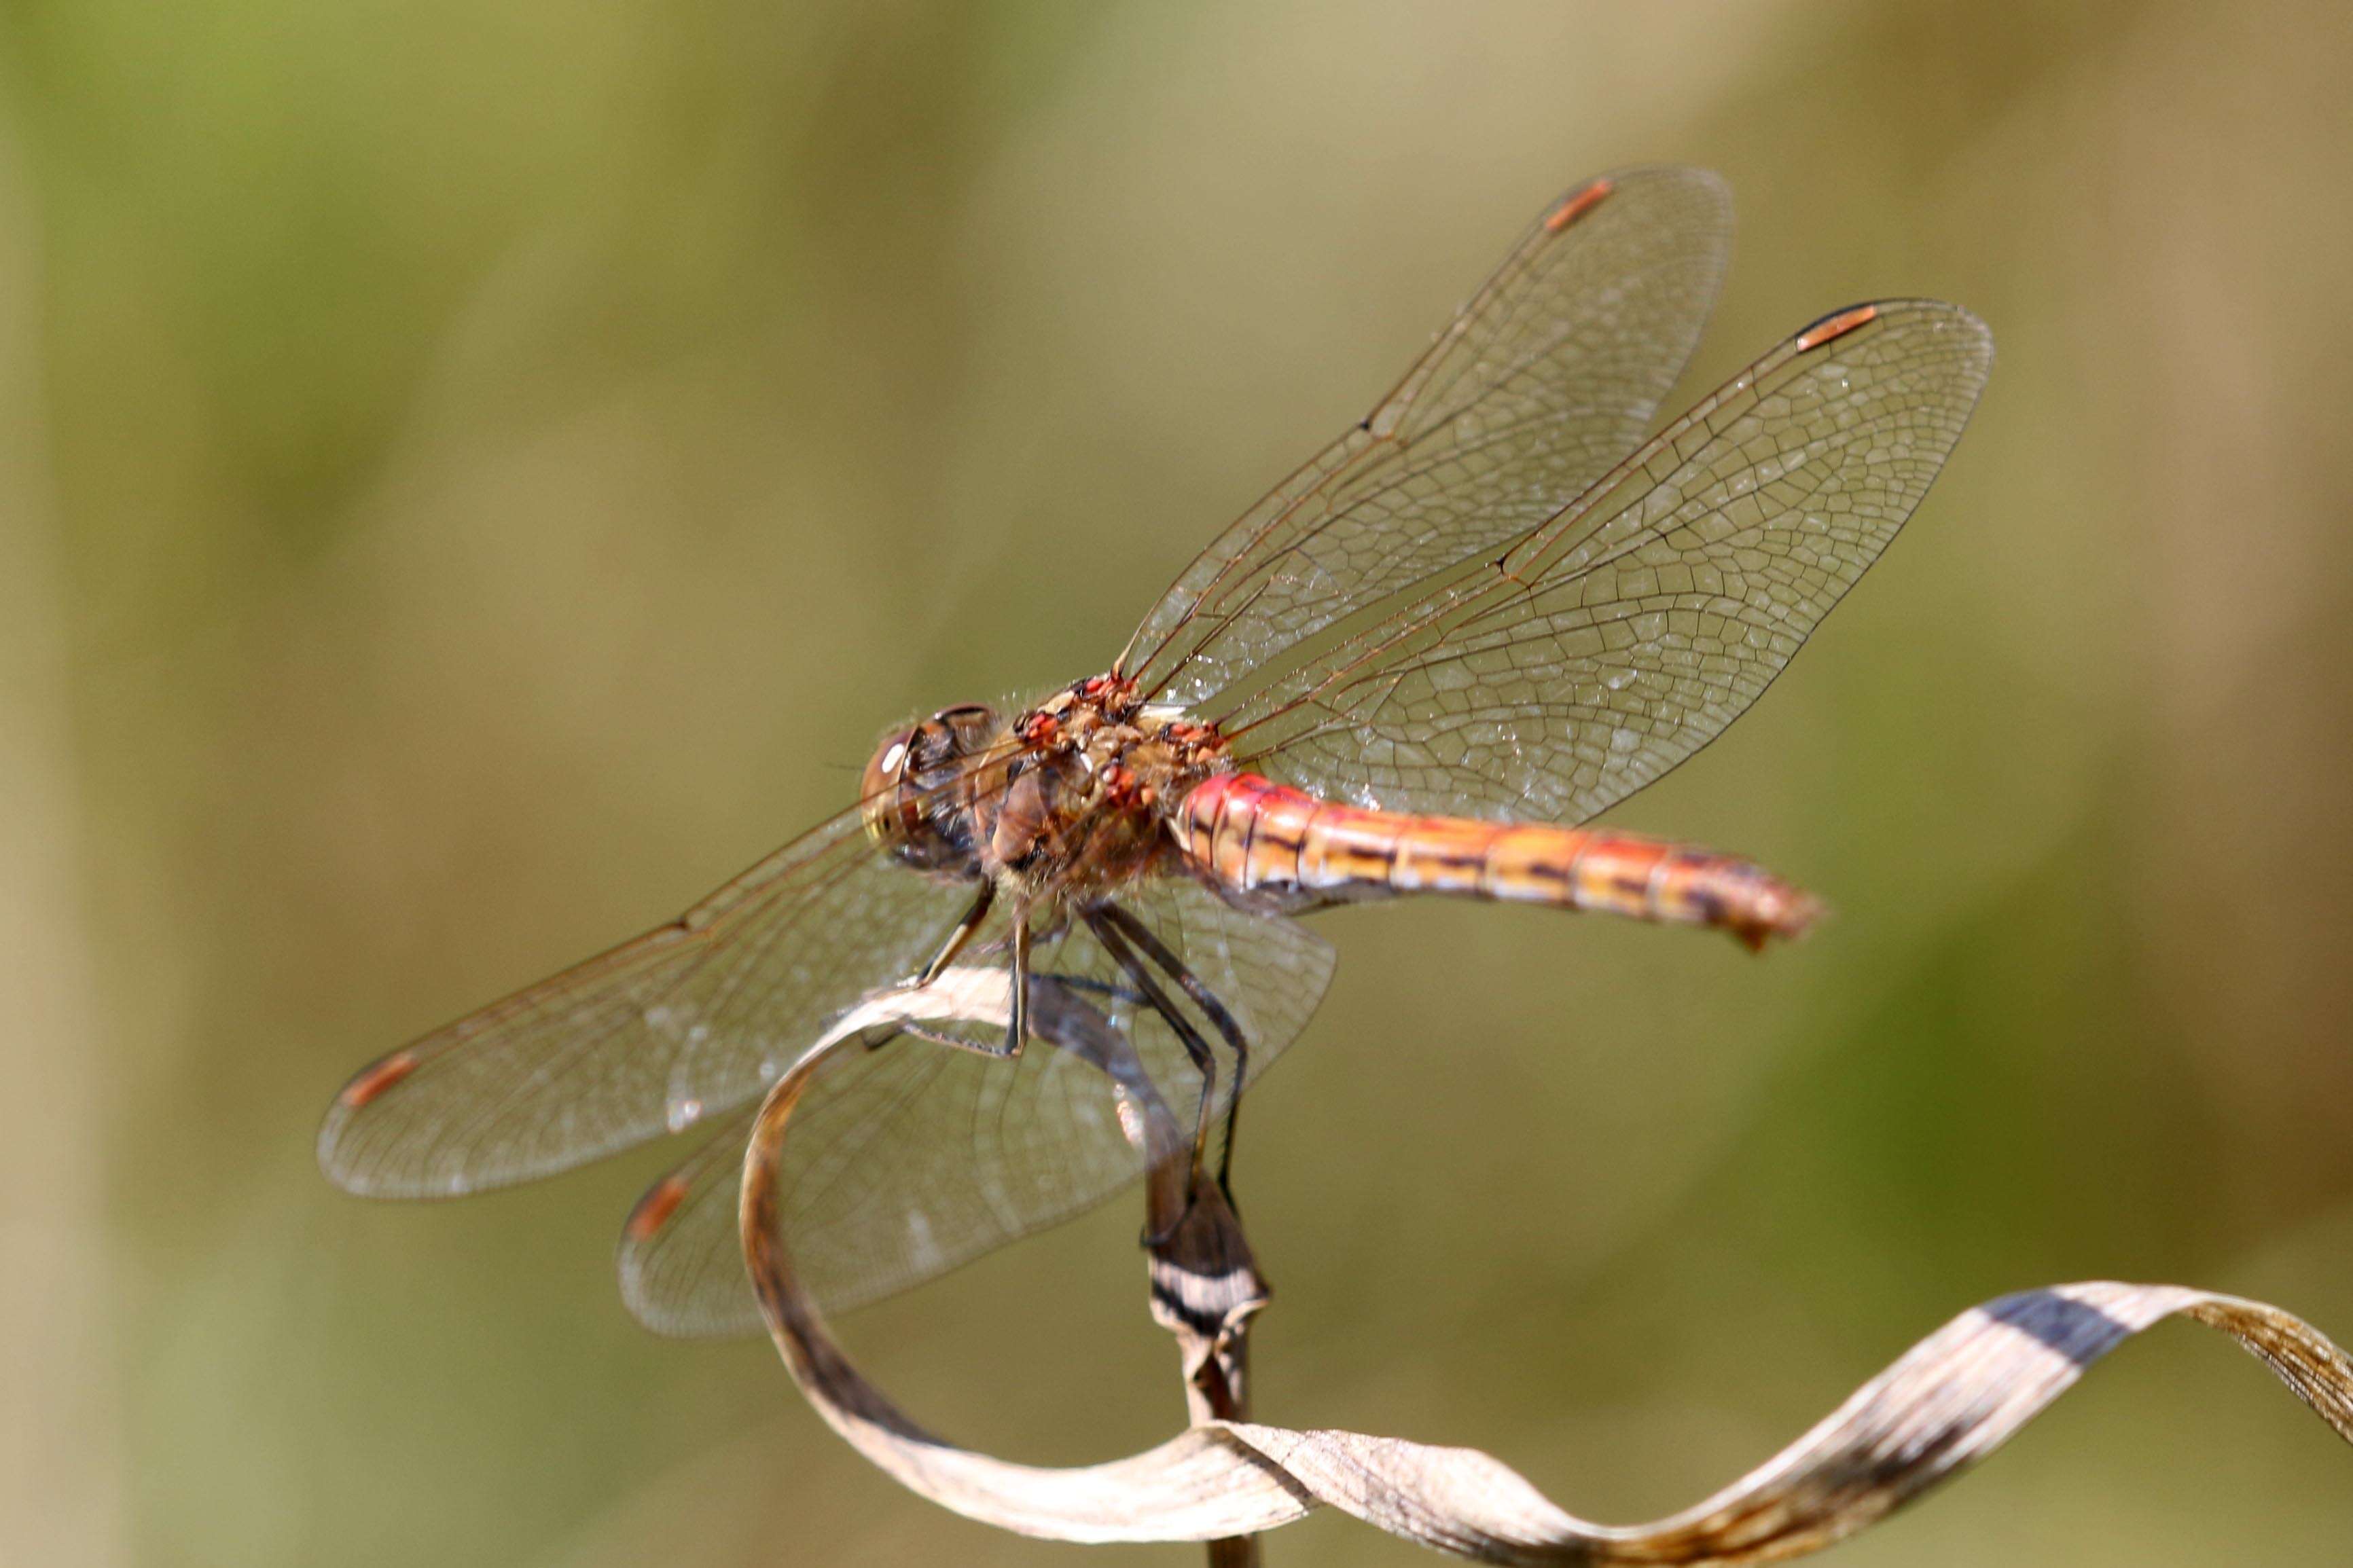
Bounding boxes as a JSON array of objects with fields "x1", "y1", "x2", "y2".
[{"x1": 1175, "y1": 773, "x2": 1818, "y2": 950}]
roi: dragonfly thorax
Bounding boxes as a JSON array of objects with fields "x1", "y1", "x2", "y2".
[{"x1": 861, "y1": 679, "x2": 1231, "y2": 899}]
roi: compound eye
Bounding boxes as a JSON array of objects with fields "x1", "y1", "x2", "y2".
[
  {"x1": 927, "y1": 704, "x2": 1002, "y2": 759},
  {"x1": 862, "y1": 727, "x2": 916, "y2": 803}
]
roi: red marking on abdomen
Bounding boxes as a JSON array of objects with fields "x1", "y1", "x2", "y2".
[
  {"x1": 1795, "y1": 303, "x2": 1879, "y2": 352},
  {"x1": 1175, "y1": 773, "x2": 1818, "y2": 949},
  {"x1": 338, "y1": 1050, "x2": 419, "y2": 1110},
  {"x1": 626, "y1": 1174, "x2": 691, "y2": 1243},
  {"x1": 1544, "y1": 177, "x2": 1615, "y2": 233}
]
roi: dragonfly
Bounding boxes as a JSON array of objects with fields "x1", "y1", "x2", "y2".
[{"x1": 320, "y1": 167, "x2": 1991, "y2": 1337}]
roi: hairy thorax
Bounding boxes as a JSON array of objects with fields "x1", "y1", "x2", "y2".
[{"x1": 860, "y1": 675, "x2": 1232, "y2": 911}]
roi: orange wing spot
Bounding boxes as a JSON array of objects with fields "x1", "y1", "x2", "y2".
[
  {"x1": 338, "y1": 1050, "x2": 419, "y2": 1110},
  {"x1": 1795, "y1": 303, "x2": 1880, "y2": 352},
  {"x1": 626, "y1": 1175, "x2": 691, "y2": 1243},
  {"x1": 1543, "y1": 177, "x2": 1616, "y2": 234}
]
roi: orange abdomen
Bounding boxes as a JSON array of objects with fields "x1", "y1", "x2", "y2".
[{"x1": 1175, "y1": 773, "x2": 1818, "y2": 949}]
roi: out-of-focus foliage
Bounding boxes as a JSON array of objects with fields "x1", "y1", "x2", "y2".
[{"x1": 3, "y1": 2, "x2": 2352, "y2": 1563}]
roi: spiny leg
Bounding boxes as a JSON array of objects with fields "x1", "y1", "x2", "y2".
[
  {"x1": 873, "y1": 883, "x2": 1026, "y2": 1059},
  {"x1": 861, "y1": 882, "x2": 998, "y2": 1055},
  {"x1": 1094, "y1": 900, "x2": 1253, "y2": 1199},
  {"x1": 1085, "y1": 909, "x2": 1219, "y2": 1197},
  {"x1": 913, "y1": 881, "x2": 994, "y2": 988},
  {"x1": 1006, "y1": 911, "x2": 1031, "y2": 1059}
]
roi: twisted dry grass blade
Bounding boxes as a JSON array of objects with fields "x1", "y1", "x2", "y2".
[
  {"x1": 737, "y1": 975, "x2": 2353, "y2": 1556},
  {"x1": 738, "y1": 971, "x2": 1317, "y2": 1544}
]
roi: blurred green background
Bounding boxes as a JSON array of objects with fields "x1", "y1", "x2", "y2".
[{"x1": 6, "y1": 1, "x2": 2353, "y2": 1563}]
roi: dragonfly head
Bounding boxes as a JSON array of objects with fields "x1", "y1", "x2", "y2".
[{"x1": 861, "y1": 703, "x2": 1001, "y2": 873}]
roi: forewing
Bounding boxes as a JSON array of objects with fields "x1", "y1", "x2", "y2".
[
  {"x1": 1120, "y1": 166, "x2": 1732, "y2": 708},
  {"x1": 318, "y1": 803, "x2": 984, "y2": 1197},
  {"x1": 1217, "y1": 301, "x2": 1994, "y2": 822},
  {"x1": 618, "y1": 877, "x2": 1335, "y2": 1334}
]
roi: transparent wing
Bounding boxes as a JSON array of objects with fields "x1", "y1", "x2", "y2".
[
  {"x1": 616, "y1": 875, "x2": 1335, "y2": 1336},
  {"x1": 613, "y1": 1099, "x2": 765, "y2": 1337},
  {"x1": 1120, "y1": 166, "x2": 1732, "y2": 708},
  {"x1": 1213, "y1": 301, "x2": 1994, "y2": 822},
  {"x1": 317, "y1": 803, "x2": 986, "y2": 1197}
]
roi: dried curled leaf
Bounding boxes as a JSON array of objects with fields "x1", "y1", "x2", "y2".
[
  {"x1": 1222, "y1": 1287, "x2": 2353, "y2": 1562},
  {"x1": 739, "y1": 972, "x2": 2353, "y2": 1560}
]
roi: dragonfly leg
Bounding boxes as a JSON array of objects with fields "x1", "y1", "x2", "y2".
[
  {"x1": 1095, "y1": 901, "x2": 1253, "y2": 1202},
  {"x1": 1085, "y1": 909, "x2": 1218, "y2": 1195},
  {"x1": 899, "y1": 1020, "x2": 1018, "y2": 1059},
  {"x1": 911, "y1": 881, "x2": 995, "y2": 988},
  {"x1": 1005, "y1": 913, "x2": 1030, "y2": 1060},
  {"x1": 858, "y1": 882, "x2": 999, "y2": 1055},
  {"x1": 906, "y1": 905, "x2": 1028, "y2": 1060},
  {"x1": 901, "y1": 913, "x2": 1028, "y2": 1061}
]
